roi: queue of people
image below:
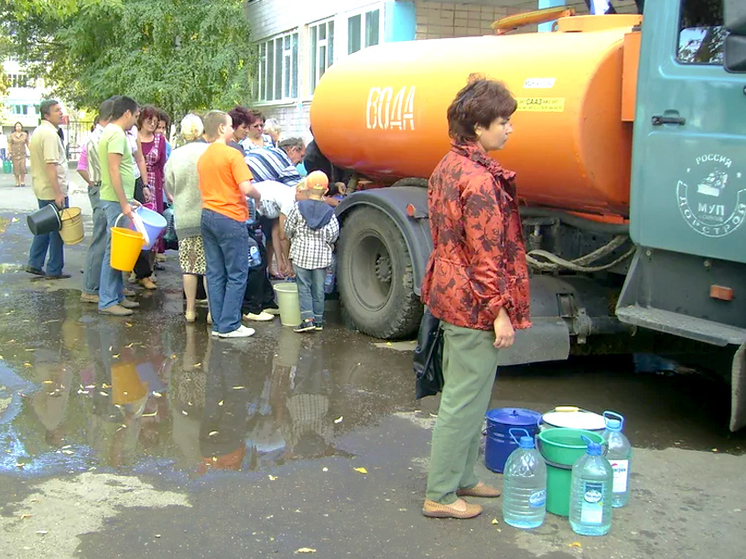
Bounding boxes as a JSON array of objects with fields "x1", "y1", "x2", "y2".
[{"x1": 64, "y1": 98, "x2": 339, "y2": 339}]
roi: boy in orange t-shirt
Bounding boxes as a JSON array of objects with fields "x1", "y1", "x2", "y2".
[{"x1": 197, "y1": 111, "x2": 260, "y2": 338}]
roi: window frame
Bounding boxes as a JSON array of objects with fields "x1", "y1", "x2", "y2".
[
  {"x1": 343, "y1": 3, "x2": 383, "y2": 57},
  {"x1": 256, "y1": 30, "x2": 300, "y2": 103},
  {"x1": 308, "y1": 17, "x2": 335, "y2": 95}
]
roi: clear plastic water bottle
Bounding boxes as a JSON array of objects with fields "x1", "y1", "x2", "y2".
[
  {"x1": 249, "y1": 244, "x2": 261, "y2": 268},
  {"x1": 569, "y1": 437, "x2": 613, "y2": 536},
  {"x1": 502, "y1": 428, "x2": 547, "y2": 529},
  {"x1": 602, "y1": 411, "x2": 632, "y2": 508}
]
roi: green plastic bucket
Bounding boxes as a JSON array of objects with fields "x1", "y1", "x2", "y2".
[{"x1": 537, "y1": 428, "x2": 605, "y2": 517}]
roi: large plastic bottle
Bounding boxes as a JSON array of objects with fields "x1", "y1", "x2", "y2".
[
  {"x1": 602, "y1": 411, "x2": 632, "y2": 508},
  {"x1": 569, "y1": 438, "x2": 613, "y2": 536},
  {"x1": 502, "y1": 429, "x2": 547, "y2": 529}
]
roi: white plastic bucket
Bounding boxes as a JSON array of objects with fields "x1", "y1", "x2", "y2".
[
  {"x1": 540, "y1": 406, "x2": 606, "y2": 432},
  {"x1": 273, "y1": 282, "x2": 302, "y2": 327}
]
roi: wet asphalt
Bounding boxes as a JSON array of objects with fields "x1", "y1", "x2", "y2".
[{"x1": 1, "y1": 173, "x2": 745, "y2": 558}]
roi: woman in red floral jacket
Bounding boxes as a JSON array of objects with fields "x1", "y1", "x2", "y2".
[{"x1": 421, "y1": 77, "x2": 531, "y2": 519}]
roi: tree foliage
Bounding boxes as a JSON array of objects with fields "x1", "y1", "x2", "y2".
[{"x1": 2, "y1": 0, "x2": 256, "y2": 120}]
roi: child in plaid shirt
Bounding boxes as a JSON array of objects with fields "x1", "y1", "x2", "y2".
[{"x1": 284, "y1": 171, "x2": 339, "y2": 332}]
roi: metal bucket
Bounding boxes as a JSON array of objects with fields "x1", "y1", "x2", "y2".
[{"x1": 484, "y1": 407, "x2": 541, "y2": 473}]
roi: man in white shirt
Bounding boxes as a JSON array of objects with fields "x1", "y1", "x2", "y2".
[
  {"x1": 78, "y1": 98, "x2": 116, "y2": 303},
  {"x1": 254, "y1": 180, "x2": 297, "y2": 277}
]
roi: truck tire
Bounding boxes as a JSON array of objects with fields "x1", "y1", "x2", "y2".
[{"x1": 337, "y1": 207, "x2": 423, "y2": 339}]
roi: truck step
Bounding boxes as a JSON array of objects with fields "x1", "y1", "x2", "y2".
[{"x1": 616, "y1": 306, "x2": 746, "y2": 347}]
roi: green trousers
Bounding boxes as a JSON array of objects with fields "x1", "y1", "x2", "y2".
[{"x1": 425, "y1": 321, "x2": 500, "y2": 504}]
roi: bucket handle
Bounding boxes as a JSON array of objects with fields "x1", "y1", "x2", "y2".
[
  {"x1": 509, "y1": 427, "x2": 530, "y2": 445},
  {"x1": 603, "y1": 410, "x2": 624, "y2": 429},
  {"x1": 115, "y1": 212, "x2": 150, "y2": 246}
]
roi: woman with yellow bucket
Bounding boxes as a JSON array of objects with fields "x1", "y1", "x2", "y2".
[{"x1": 97, "y1": 96, "x2": 144, "y2": 317}]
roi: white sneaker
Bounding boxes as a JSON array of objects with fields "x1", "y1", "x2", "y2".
[
  {"x1": 243, "y1": 311, "x2": 275, "y2": 322},
  {"x1": 210, "y1": 330, "x2": 219, "y2": 337},
  {"x1": 218, "y1": 325, "x2": 256, "y2": 338}
]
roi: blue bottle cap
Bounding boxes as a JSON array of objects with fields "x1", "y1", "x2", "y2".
[
  {"x1": 519, "y1": 436, "x2": 535, "y2": 449},
  {"x1": 606, "y1": 418, "x2": 622, "y2": 431},
  {"x1": 586, "y1": 442, "x2": 602, "y2": 456}
]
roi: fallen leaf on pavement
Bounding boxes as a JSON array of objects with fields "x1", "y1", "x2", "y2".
[
  {"x1": 353, "y1": 467, "x2": 368, "y2": 474},
  {"x1": 491, "y1": 518, "x2": 499, "y2": 525},
  {"x1": 19, "y1": 514, "x2": 32, "y2": 520},
  {"x1": 569, "y1": 542, "x2": 582, "y2": 549},
  {"x1": 334, "y1": 416, "x2": 343, "y2": 424},
  {"x1": 295, "y1": 548, "x2": 316, "y2": 554},
  {"x1": 268, "y1": 475, "x2": 278, "y2": 480}
]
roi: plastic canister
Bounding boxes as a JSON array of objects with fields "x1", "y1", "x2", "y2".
[
  {"x1": 541, "y1": 406, "x2": 606, "y2": 432},
  {"x1": 484, "y1": 407, "x2": 541, "y2": 473}
]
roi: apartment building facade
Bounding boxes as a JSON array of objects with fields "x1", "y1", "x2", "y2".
[
  {"x1": 245, "y1": 0, "x2": 639, "y2": 140},
  {"x1": 0, "y1": 58, "x2": 50, "y2": 136}
]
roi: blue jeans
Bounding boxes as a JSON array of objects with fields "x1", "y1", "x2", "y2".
[
  {"x1": 294, "y1": 265, "x2": 325, "y2": 323},
  {"x1": 201, "y1": 209, "x2": 249, "y2": 334},
  {"x1": 98, "y1": 200, "x2": 129, "y2": 310},
  {"x1": 84, "y1": 185, "x2": 108, "y2": 294},
  {"x1": 28, "y1": 197, "x2": 68, "y2": 277}
]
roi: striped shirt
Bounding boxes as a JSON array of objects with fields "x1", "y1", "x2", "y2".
[
  {"x1": 84, "y1": 124, "x2": 107, "y2": 184},
  {"x1": 245, "y1": 147, "x2": 301, "y2": 187}
]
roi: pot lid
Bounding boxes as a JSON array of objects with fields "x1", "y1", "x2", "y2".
[
  {"x1": 542, "y1": 407, "x2": 606, "y2": 430},
  {"x1": 485, "y1": 407, "x2": 541, "y2": 426}
]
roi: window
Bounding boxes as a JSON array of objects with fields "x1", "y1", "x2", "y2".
[
  {"x1": 12, "y1": 104, "x2": 30, "y2": 115},
  {"x1": 256, "y1": 31, "x2": 299, "y2": 102},
  {"x1": 347, "y1": 8, "x2": 380, "y2": 55},
  {"x1": 10, "y1": 74, "x2": 30, "y2": 88},
  {"x1": 678, "y1": 0, "x2": 726, "y2": 65},
  {"x1": 309, "y1": 19, "x2": 335, "y2": 93}
]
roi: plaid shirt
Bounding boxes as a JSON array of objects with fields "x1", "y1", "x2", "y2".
[{"x1": 284, "y1": 203, "x2": 340, "y2": 270}]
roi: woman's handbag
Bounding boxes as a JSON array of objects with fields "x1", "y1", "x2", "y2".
[{"x1": 414, "y1": 307, "x2": 444, "y2": 399}]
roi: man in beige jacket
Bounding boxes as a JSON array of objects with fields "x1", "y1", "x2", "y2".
[{"x1": 27, "y1": 99, "x2": 70, "y2": 279}]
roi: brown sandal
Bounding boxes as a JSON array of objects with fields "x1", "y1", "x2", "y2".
[{"x1": 422, "y1": 498, "x2": 483, "y2": 519}]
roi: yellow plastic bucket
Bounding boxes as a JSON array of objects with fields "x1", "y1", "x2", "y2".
[
  {"x1": 110, "y1": 227, "x2": 144, "y2": 272},
  {"x1": 59, "y1": 207, "x2": 84, "y2": 245},
  {"x1": 273, "y1": 282, "x2": 302, "y2": 326}
]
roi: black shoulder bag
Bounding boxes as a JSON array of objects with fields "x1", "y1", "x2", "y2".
[{"x1": 414, "y1": 307, "x2": 445, "y2": 399}]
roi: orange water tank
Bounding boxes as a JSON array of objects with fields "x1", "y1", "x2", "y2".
[{"x1": 310, "y1": 15, "x2": 641, "y2": 217}]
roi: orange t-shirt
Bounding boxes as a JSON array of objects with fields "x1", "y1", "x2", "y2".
[{"x1": 197, "y1": 143, "x2": 253, "y2": 222}]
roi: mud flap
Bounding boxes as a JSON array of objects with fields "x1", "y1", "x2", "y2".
[{"x1": 731, "y1": 342, "x2": 746, "y2": 432}]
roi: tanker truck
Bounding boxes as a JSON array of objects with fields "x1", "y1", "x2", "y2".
[{"x1": 308, "y1": 0, "x2": 746, "y2": 430}]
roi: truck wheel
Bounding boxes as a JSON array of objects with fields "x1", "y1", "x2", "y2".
[{"x1": 337, "y1": 207, "x2": 422, "y2": 339}]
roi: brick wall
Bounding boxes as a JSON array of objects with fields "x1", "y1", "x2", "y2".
[
  {"x1": 413, "y1": 1, "x2": 640, "y2": 40},
  {"x1": 258, "y1": 102, "x2": 313, "y2": 145}
]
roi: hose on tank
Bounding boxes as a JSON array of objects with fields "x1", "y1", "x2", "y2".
[
  {"x1": 526, "y1": 235, "x2": 635, "y2": 273},
  {"x1": 520, "y1": 207, "x2": 629, "y2": 235}
]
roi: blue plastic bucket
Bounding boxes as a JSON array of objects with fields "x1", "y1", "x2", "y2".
[
  {"x1": 485, "y1": 407, "x2": 541, "y2": 473},
  {"x1": 131, "y1": 206, "x2": 167, "y2": 250}
]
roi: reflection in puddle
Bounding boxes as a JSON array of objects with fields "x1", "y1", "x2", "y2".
[{"x1": 0, "y1": 294, "x2": 411, "y2": 478}]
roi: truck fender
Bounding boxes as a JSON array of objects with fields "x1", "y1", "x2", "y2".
[{"x1": 336, "y1": 186, "x2": 432, "y2": 296}]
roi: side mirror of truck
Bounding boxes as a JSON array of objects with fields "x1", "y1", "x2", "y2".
[
  {"x1": 724, "y1": 0, "x2": 746, "y2": 73},
  {"x1": 725, "y1": 36, "x2": 746, "y2": 73}
]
